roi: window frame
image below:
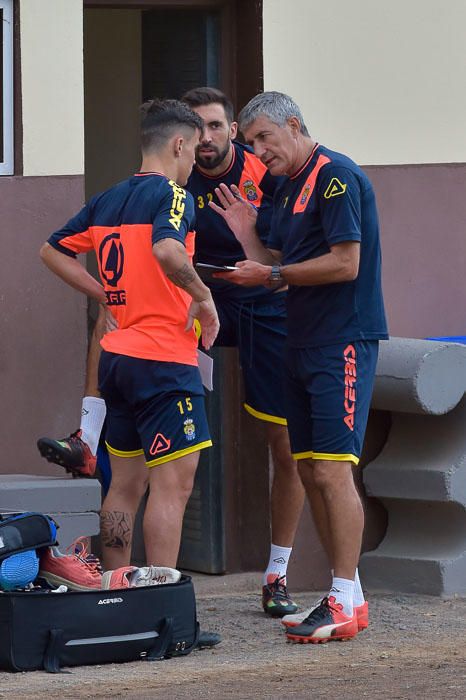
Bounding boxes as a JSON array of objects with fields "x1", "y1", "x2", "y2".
[{"x1": 1, "y1": 0, "x2": 14, "y2": 175}]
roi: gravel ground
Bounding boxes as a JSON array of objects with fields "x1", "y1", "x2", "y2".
[{"x1": 1, "y1": 572, "x2": 465, "y2": 700}]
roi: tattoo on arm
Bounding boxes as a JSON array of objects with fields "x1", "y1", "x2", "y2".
[
  {"x1": 167, "y1": 263, "x2": 196, "y2": 289},
  {"x1": 100, "y1": 510, "x2": 133, "y2": 550}
]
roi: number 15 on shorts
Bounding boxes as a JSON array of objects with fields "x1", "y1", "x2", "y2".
[{"x1": 177, "y1": 397, "x2": 193, "y2": 414}]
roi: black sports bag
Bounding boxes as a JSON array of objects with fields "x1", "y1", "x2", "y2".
[
  {"x1": 0, "y1": 512, "x2": 58, "y2": 561},
  {"x1": 0, "y1": 574, "x2": 199, "y2": 672}
]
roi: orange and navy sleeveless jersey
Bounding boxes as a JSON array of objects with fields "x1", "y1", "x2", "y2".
[
  {"x1": 47, "y1": 173, "x2": 198, "y2": 365},
  {"x1": 187, "y1": 140, "x2": 282, "y2": 301}
]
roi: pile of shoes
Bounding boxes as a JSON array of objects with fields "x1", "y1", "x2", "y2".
[
  {"x1": 38, "y1": 539, "x2": 181, "y2": 591},
  {"x1": 0, "y1": 512, "x2": 182, "y2": 594}
]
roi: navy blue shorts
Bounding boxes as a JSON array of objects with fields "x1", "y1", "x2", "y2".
[
  {"x1": 284, "y1": 340, "x2": 379, "y2": 465},
  {"x1": 213, "y1": 291, "x2": 287, "y2": 424},
  {"x1": 98, "y1": 351, "x2": 212, "y2": 467}
]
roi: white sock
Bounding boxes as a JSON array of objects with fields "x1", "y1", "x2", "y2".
[
  {"x1": 331, "y1": 568, "x2": 365, "y2": 608},
  {"x1": 263, "y1": 544, "x2": 292, "y2": 585},
  {"x1": 80, "y1": 397, "x2": 106, "y2": 455},
  {"x1": 329, "y1": 576, "x2": 354, "y2": 617},
  {"x1": 354, "y1": 568, "x2": 365, "y2": 607}
]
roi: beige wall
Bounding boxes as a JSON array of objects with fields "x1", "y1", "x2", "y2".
[
  {"x1": 263, "y1": 0, "x2": 466, "y2": 165},
  {"x1": 20, "y1": 0, "x2": 84, "y2": 176}
]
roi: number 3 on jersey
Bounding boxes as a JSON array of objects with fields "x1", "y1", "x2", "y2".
[{"x1": 177, "y1": 397, "x2": 193, "y2": 414}]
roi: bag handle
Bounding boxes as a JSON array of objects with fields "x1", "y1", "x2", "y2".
[
  {"x1": 146, "y1": 617, "x2": 174, "y2": 661},
  {"x1": 44, "y1": 628, "x2": 70, "y2": 674},
  {"x1": 44, "y1": 622, "x2": 173, "y2": 670},
  {"x1": 146, "y1": 618, "x2": 200, "y2": 660},
  {"x1": 166, "y1": 621, "x2": 200, "y2": 658},
  {"x1": 43, "y1": 616, "x2": 195, "y2": 669}
]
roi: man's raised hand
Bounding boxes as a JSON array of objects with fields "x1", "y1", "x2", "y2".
[{"x1": 208, "y1": 183, "x2": 257, "y2": 245}]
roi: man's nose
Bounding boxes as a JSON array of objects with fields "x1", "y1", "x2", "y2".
[{"x1": 254, "y1": 142, "x2": 266, "y2": 159}]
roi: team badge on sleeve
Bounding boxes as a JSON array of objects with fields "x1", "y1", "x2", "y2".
[{"x1": 324, "y1": 178, "x2": 347, "y2": 199}]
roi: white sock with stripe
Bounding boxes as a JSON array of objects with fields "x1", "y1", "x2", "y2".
[
  {"x1": 263, "y1": 544, "x2": 292, "y2": 585},
  {"x1": 80, "y1": 396, "x2": 106, "y2": 455},
  {"x1": 329, "y1": 576, "x2": 354, "y2": 617}
]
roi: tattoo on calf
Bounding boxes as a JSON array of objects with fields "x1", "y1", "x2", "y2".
[
  {"x1": 100, "y1": 510, "x2": 133, "y2": 549},
  {"x1": 167, "y1": 263, "x2": 196, "y2": 289}
]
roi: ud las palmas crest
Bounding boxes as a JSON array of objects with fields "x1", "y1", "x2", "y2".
[
  {"x1": 243, "y1": 180, "x2": 258, "y2": 202},
  {"x1": 183, "y1": 418, "x2": 196, "y2": 442}
]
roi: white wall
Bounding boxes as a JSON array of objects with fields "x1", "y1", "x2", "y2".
[
  {"x1": 263, "y1": 0, "x2": 466, "y2": 165},
  {"x1": 20, "y1": 0, "x2": 84, "y2": 176}
]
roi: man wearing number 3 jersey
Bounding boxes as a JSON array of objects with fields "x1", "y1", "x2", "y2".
[
  {"x1": 182, "y1": 88, "x2": 305, "y2": 616},
  {"x1": 39, "y1": 99, "x2": 219, "y2": 572}
]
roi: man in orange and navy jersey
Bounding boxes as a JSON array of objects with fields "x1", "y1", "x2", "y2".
[
  {"x1": 211, "y1": 91, "x2": 388, "y2": 643},
  {"x1": 40, "y1": 99, "x2": 219, "y2": 572}
]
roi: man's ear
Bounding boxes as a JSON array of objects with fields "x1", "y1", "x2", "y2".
[
  {"x1": 287, "y1": 116, "x2": 301, "y2": 137},
  {"x1": 174, "y1": 135, "x2": 184, "y2": 157},
  {"x1": 230, "y1": 121, "x2": 238, "y2": 140}
]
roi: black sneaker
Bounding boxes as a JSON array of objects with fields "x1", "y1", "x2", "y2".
[
  {"x1": 262, "y1": 574, "x2": 298, "y2": 617},
  {"x1": 37, "y1": 429, "x2": 96, "y2": 478}
]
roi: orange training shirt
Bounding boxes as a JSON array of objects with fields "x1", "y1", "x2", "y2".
[{"x1": 48, "y1": 173, "x2": 199, "y2": 365}]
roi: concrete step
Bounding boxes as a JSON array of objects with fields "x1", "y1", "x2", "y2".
[
  {"x1": 0, "y1": 474, "x2": 101, "y2": 512},
  {"x1": 0, "y1": 474, "x2": 101, "y2": 550}
]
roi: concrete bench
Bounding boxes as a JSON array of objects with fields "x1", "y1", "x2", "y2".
[
  {"x1": 360, "y1": 337, "x2": 466, "y2": 595},
  {"x1": 0, "y1": 474, "x2": 101, "y2": 550}
]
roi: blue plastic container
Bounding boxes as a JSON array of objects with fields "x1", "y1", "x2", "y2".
[{"x1": 426, "y1": 336, "x2": 466, "y2": 345}]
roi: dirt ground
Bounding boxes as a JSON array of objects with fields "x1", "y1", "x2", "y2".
[{"x1": 1, "y1": 572, "x2": 465, "y2": 700}]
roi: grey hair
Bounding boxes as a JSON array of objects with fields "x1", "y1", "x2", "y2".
[{"x1": 238, "y1": 91, "x2": 310, "y2": 137}]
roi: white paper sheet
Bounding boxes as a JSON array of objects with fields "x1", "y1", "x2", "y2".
[{"x1": 197, "y1": 349, "x2": 214, "y2": 391}]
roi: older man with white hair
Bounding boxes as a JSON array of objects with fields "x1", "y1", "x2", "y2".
[{"x1": 210, "y1": 91, "x2": 388, "y2": 644}]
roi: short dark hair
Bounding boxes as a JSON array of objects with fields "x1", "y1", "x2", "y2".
[
  {"x1": 181, "y1": 87, "x2": 234, "y2": 124},
  {"x1": 140, "y1": 99, "x2": 204, "y2": 152}
]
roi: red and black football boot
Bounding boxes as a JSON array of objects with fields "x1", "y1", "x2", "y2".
[
  {"x1": 282, "y1": 599, "x2": 369, "y2": 632},
  {"x1": 285, "y1": 595, "x2": 358, "y2": 644},
  {"x1": 37, "y1": 429, "x2": 96, "y2": 478},
  {"x1": 262, "y1": 574, "x2": 298, "y2": 617}
]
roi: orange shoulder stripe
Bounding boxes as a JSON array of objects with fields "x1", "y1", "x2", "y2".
[
  {"x1": 239, "y1": 151, "x2": 268, "y2": 206},
  {"x1": 293, "y1": 155, "x2": 331, "y2": 214}
]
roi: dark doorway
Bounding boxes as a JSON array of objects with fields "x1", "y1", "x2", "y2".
[
  {"x1": 83, "y1": 0, "x2": 267, "y2": 575},
  {"x1": 142, "y1": 9, "x2": 220, "y2": 100}
]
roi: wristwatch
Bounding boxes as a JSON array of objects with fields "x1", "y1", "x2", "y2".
[{"x1": 269, "y1": 264, "x2": 283, "y2": 284}]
